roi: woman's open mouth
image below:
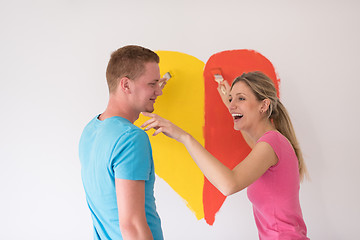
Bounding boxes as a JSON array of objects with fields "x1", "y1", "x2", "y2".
[{"x1": 232, "y1": 113, "x2": 243, "y2": 121}]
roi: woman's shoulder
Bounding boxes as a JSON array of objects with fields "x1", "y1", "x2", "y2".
[
  {"x1": 258, "y1": 130, "x2": 280, "y2": 142},
  {"x1": 257, "y1": 130, "x2": 294, "y2": 155},
  {"x1": 258, "y1": 130, "x2": 289, "y2": 144}
]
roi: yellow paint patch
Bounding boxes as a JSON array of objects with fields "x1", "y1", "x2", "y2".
[{"x1": 135, "y1": 51, "x2": 205, "y2": 219}]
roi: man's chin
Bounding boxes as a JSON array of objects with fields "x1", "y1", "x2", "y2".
[{"x1": 144, "y1": 107, "x2": 155, "y2": 113}]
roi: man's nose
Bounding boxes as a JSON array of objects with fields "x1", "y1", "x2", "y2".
[{"x1": 155, "y1": 84, "x2": 163, "y2": 96}]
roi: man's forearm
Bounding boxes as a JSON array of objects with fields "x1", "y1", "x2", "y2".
[{"x1": 119, "y1": 220, "x2": 153, "y2": 240}]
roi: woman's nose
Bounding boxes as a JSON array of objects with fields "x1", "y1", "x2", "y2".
[{"x1": 228, "y1": 101, "x2": 236, "y2": 110}]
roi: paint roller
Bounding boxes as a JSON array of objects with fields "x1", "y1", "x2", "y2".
[
  {"x1": 159, "y1": 71, "x2": 173, "y2": 88},
  {"x1": 210, "y1": 68, "x2": 227, "y2": 94}
]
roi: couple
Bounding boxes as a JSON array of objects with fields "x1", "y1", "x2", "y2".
[{"x1": 79, "y1": 45, "x2": 309, "y2": 240}]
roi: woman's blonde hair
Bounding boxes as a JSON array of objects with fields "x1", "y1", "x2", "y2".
[{"x1": 231, "y1": 71, "x2": 308, "y2": 181}]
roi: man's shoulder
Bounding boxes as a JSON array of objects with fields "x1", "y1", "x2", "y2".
[
  {"x1": 102, "y1": 118, "x2": 148, "y2": 144},
  {"x1": 120, "y1": 126, "x2": 149, "y2": 144},
  {"x1": 109, "y1": 118, "x2": 145, "y2": 135},
  {"x1": 82, "y1": 116, "x2": 145, "y2": 139}
]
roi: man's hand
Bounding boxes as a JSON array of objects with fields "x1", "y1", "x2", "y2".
[{"x1": 158, "y1": 77, "x2": 168, "y2": 89}]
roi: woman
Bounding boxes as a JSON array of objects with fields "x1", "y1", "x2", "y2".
[{"x1": 141, "y1": 71, "x2": 309, "y2": 239}]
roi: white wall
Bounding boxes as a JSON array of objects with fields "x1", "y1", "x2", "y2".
[{"x1": 1, "y1": 0, "x2": 359, "y2": 239}]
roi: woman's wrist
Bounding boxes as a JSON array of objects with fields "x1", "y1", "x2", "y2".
[{"x1": 179, "y1": 131, "x2": 192, "y2": 145}]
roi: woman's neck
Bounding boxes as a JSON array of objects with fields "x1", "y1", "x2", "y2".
[{"x1": 242, "y1": 120, "x2": 276, "y2": 147}]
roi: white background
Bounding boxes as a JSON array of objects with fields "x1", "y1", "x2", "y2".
[{"x1": 1, "y1": 0, "x2": 359, "y2": 239}]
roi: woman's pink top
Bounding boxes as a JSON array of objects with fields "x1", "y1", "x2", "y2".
[{"x1": 247, "y1": 131, "x2": 309, "y2": 239}]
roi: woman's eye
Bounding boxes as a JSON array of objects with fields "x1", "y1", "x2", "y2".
[{"x1": 239, "y1": 97, "x2": 245, "y2": 101}]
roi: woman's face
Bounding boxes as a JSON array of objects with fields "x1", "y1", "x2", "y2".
[{"x1": 228, "y1": 81, "x2": 263, "y2": 131}]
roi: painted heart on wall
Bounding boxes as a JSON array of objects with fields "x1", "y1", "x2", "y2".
[{"x1": 135, "y1": 49, "x2": 280, "y2": 225}]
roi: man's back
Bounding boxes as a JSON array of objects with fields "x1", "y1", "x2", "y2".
[{"x1": 79, "y1": 115, "x2": 163, "y2": 240}]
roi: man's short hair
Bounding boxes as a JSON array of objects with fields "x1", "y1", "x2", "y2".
[{"x1": 106, "y1": 45, "x2": 160, "y2": 93}]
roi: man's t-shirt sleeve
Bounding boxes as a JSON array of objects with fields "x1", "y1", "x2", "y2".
[{"x1": 112, "y1": 129, "x2": 151, "y2": 181}]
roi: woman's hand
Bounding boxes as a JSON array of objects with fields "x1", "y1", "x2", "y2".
[
  {"x1": 141, "y1": 112, "x2": 189, "y2": 143},
  {"x1": 217, "y1": 80, "x2": 231, "y2": 108}
]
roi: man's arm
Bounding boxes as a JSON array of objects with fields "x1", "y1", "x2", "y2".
[{"x1": 115, "y1": 179, "x2": 153, "y2": 240}]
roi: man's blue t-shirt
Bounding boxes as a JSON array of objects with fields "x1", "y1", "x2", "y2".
[{"x1": 79, "y1": 115, "x2": 163, "y2": 240}]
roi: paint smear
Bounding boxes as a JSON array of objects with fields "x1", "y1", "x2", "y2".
[
  {"x1": 203, "y1": 49, "x2": 280, "y2": 225},
  {"x1": 136, "y1": 49, "x2": 280, "y2": 225},
  {"x1": 135, "y1": 51, "x2": 205, "y2": 220}
]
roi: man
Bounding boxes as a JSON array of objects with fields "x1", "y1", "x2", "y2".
[{"x1": 79, "y1": 45, "x2": 165, "y2": 239}]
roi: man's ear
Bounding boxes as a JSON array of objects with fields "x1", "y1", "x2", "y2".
[{"x1": 119, "y1": 77, "x2": 131, "y2": 93}]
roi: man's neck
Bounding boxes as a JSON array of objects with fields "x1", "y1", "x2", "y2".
[{"x1": 99, "y1": 97, "x2": 138, "y2": 123}]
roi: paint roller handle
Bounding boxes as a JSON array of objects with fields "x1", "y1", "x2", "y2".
[
  {"x1": 159, "y1": 77, "x2": 168, "y2": 89},
  {"x1": 159, "y1": 72, "x2": 172, "y2": 89},
  {"x1": 217, "y1": 80, "x2": 231, "y2": 108}
]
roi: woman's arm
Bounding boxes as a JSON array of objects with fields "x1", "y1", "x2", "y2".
[
  {"x1": 180, "y1": 134, "x2": 277, "y2": 195},
  {"x1": 141, "y1": 112, "x2": 278, "y2": 196}
]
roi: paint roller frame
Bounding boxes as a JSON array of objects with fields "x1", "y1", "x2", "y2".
[
  {"x1": 159, "y1": 71, "x2": 173, "y2": 88},
  {"x1": 210, "y1": 68, "x2": 227, "y2": 94}
]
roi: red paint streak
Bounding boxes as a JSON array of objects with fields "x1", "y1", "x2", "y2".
[{"x1": 203, "y1": 49, "x2": 280, "y2": 225}]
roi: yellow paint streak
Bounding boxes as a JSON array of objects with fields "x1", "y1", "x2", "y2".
[{"x1": 135, "y1": 51, "x2": 205, "y2": 219}]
